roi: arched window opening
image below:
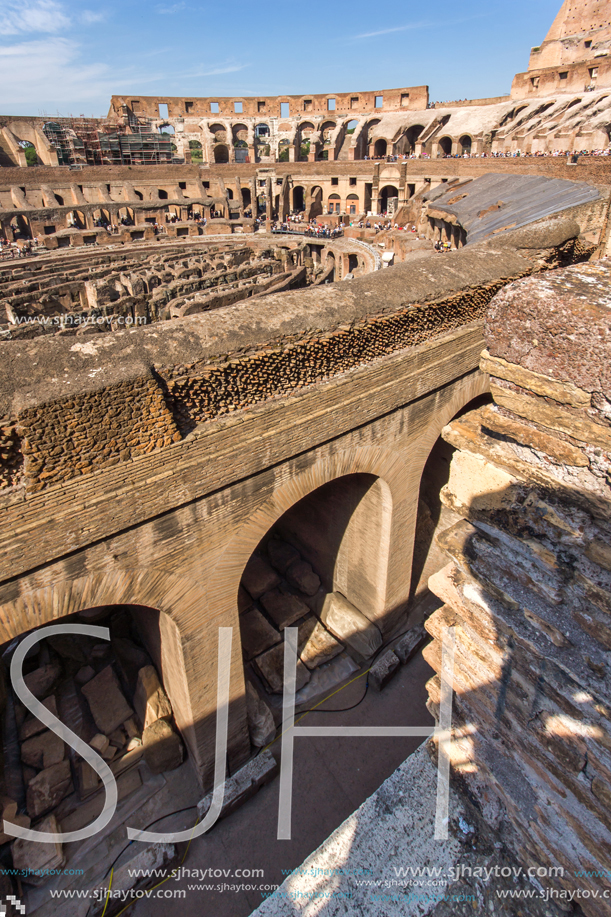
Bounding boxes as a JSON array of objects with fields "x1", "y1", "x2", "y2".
[{"x1": 374, "y1": 138, "x2": 387, "y2": 158}]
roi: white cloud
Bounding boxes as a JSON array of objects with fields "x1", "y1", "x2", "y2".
[
  {"x1": 351, "y1": 21, "x2": 433, "y2": 40},
  {"x1": 350, "y1": 14, "x2": 486, "y2": 41},
  {"x1": 180, "y1": 63, "x2": 248, "y2": 78},
  {"x1": 0, "y1": 38, "x2": 118, "y2": 107},
  {"x1": 156, "y1": 2, "x2": 186, "y2": 13},
  {"x1": 79, "y1": 10, "x2": 107, "y2": 25},
  {"x1": 0, "y1": 0, "x2": 71, "y2": 35}
]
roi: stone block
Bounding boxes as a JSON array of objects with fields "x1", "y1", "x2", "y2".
[
  {"x1": 241, "y1": 554, "x2": 281, "y2": 599},
  {"x1": 81, "y1": 664, "x2": 134, "y2": 734},
  {"x1": 112, "y1": 637, "x2": 151, "y2": 693},
  {"x1": 134, "y1": 665, "x2": 172, "y2": 730},
  {"x1": 21, "y1": 728, "x2": 65, "y2": 769},
  {"x1": 74, "y1": 665, "x2": 95, "y2": 686},
  {"x1": 19, "y1": 695, "x2": 58, "y2": 742},
  {"x1": 89, "y1": 733, "x2": 109, "y2": 754},
  {"x1": 0, "y1": 812, "x2": 31, "y2": 846},
  {"x1": 240, "y1": 607, "x2": 281, "y2": 661},
  {"x1": 11, "y1": 814, "x2": 64, "y2": 886},
  {"x1": 368, "y1": 650, "x2": 400, "y2": 692},
  {"x1": 77, "y1": 760, "x2": 101, "y2": 799},
  {"x1": 142, "y1": 718, "x2": 183, "y2": 775},
  {"x1": 260, "y1": 588, "x2": 310, "y2": 630},
  {"x1": 24, "y1": 664, "x2": 62, "y2": 699},
  {"x1": 47, "y1": 634, "x2": 90, "y2": 664},
  {"x1": 27, "y1": 759, "x2": 72, "y2": 818},
  {"x1": 267, "y1": 538, "x2": 300, "y2": 573},
  {"x1": 394, "y1": 626, "x2": 427, "y2": 664},
  {"x1": 90, "y1": 841, "x2": 177, "y2": 916},
  {"x1": 480, "y1": 350, "x2": 591, "y2": 408},
  {"x1": 245, "y1": 681, "x2": 276, "y2": 747},
  {"x1": 491, "y1": 382, "x2": 611, "y2": 451},
  {"x1": 197, "y1": 749, "x2": 278, "y2": 824},
  {"x1": 253, "y1": 642, "x2": 311, "y2": 694},
  {"x1": 319, "y1": 592, "x2": 382, "y2": 662},
  {"x1": 298, "y1": 616, "x2": 343, "y2": 669},
  {"x1": 285, "y1": 560, "x2": 321, "y2": 596}
]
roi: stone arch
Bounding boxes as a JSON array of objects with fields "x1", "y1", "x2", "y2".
[
  {"x1": 328, "y1": 192, "x2": 341, "y2": 214},
  {"x1": 405, "y1": 124, "x2": 424, "y2": 152},
  {"x1": 439, "y1": 136, "x2": 452, "y2": 156},
  {"x1": 374, "y1": 138, "x2": 387, "y2": 157},
  {"x1": 0, "y1": 568, "x2": 249, "y2": 786},
  {"x1": 208, "y1": 448, "x2": 403, "y2": 638},
  {"x1": 208, "y1": 373, "x2": 489, "y2": 647},
  {"x1": 459, "y1": 134, "x2": 472, "y2": 155},
  {"x1": 214, "y1": 144, "x2": 229, "y2": 163},
  {"x1": 346, "y1": 192, "x2": 359, "y2": 215},
  {"x1": 379, "y1": 184, "x2": 398, "y2": 214},
  {"x1": 292, "y1": 185, "x2": 305, "y2": 211}
]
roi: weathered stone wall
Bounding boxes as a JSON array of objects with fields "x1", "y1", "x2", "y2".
[
  {"x1": 0, "y1": 241, "x2": 545, "y2": 493},
  {"x1": 425, "y1": 259, "x2": 611, "y2": 913}
]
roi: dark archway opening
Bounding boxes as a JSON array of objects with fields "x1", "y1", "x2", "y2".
[
  {"x1": 214, "y1": 144, "x2": 229, "y2": 163},
  {"x1": 292, "y1": 186, "x2": 305, "y2": 212},
  {"x1": 374, "y1": 138, "x2": 387, "y2": 158},
  {"x1": 439, "y1": 136, "x2": 452, "y2": 156},
  {"x1": 238, "y1": 473, "x2": 392, "y2": 700},
  {"x1": 379, "y1": 185, "x2": 398, "y2": 215}
]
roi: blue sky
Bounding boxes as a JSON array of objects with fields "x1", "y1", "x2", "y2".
[{"x1": 1, "y1": 0, "x2": 563, "y2": 117}]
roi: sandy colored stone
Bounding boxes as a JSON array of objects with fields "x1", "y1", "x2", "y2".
[
  {"x1": 81, "y1": 664, "x2": 134, "y2": 734},
  {"x1": 142, "y1": 718, "x2": 183, "y2": 774},
  {"x1": 480, "y1": 349, "x2": 591, "y2": 408},
  {"x1": 134, "y1": 665, "x2": 172, "y2": 730},
  {"x1": 586, "y1": 539, "x2": 611, "y2": 573},
  {"x1": 319, "y1": 592, "x2": 382, "y2": 662},
  {"x1": 253, "y1": 642, "x2": 311, "y2": 694},
  {"x1": 90, "y1": 733, "x2": 109, "y2": 754},
  {"x1": 491, "y1": 382, "x2": 611, "y2": 451},
  {"x1": 297, "y1": 616, "x2": 344, "y2": 670},
  {"x1": 477, "y1": 403, "x2": 589, "y2": 467}
]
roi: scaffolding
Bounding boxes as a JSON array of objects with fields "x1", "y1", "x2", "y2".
[{"x1": 41, "y1": 116, "x2": 173, "y2": 167}]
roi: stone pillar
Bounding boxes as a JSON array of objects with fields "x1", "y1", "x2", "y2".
[{"x1": 425, "y1": 260, "x2": 611, "y2": 915}]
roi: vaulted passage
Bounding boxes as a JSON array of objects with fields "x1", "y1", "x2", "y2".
[{"x1": 238, "y1": 473, "x2": 392, "y2": 699}]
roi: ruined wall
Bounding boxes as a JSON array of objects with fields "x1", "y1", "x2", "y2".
[
  {"x1": 108, "y1": 88, "x2": 430, "y2": 120},
  {"x1": 425, "y1": 259, "x2": 611, "y2": 913}
]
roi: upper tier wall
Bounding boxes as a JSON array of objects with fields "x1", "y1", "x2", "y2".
[{"x1": 108, "y1": 88, "x2": 430, "y2": 119}]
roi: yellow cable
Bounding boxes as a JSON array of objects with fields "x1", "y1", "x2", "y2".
[
  {"x1": 108, "y1": 662, "x2": 375, "y2": 914},
  {"x1": 263, "y1": 664, "x2": 373, "y2": 752},
  {"x1": 100, "y1": 866, "x2": 113, "y2": 917},
  {"x1": 112, "y1": 816, "x2": 201, "y2": 917}
]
